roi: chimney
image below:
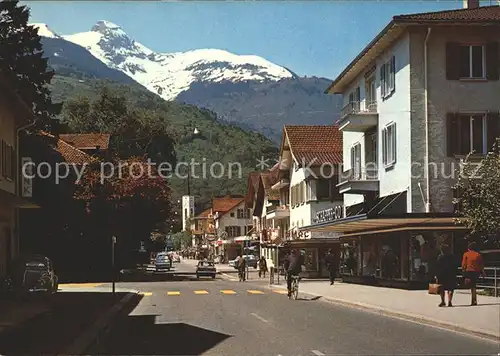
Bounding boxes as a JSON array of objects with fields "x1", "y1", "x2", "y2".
[{"x1": 463, "y1": 0, "x2": 479, "y2": 8}]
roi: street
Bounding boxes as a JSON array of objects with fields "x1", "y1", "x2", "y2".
[{"x1": 97, "y1": 261, "x2": 499, "y2": 355}]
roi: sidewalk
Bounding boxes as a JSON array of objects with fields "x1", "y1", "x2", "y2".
[
  {"x1": 253, "y1": 278, "x2": 500, "y2": 340},
  {"x1": 0, "y1": 298, "x2": 50, "y2": 333}
]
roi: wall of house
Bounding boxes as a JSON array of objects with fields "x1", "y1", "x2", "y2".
[
  {"x1": 0, "y1": 95, "x2": 16, "y2": 195},
  {"x1": 410, "y1": 26, "x2": 500, "y2": 213},
  {"x1": 216, "y1": 201, "x2": 252, "y2": 236},
  {"x1": 341, "y1": 32, "x2": 412, "y2": 211}
]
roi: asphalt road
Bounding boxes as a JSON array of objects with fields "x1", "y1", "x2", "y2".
[{"x1": 98, "y1": 275, "x2": 499, "y2": 356}]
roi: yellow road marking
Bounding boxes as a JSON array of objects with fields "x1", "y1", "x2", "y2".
[
  {"x1": 273, "y1": 290, "x2": 288, "y2": 295},
  {"x1": 58, "y1": 283, "x2": 103, "y2": 288},
  {"x1": 247, "y1": 290, "x2": 264, "y2": 294},
  {"x1": 140, "y1": 292, "x2": 152, "y2": 296},
  {"x1": 194, "y1": 290, "x2": 209, "y2": 295},
  {"x1": 220, "y1": 290, "x2": 236, "y2": 295},
  {"x1": 167, "y1": 291, "x2": 181, "y2": 296}
]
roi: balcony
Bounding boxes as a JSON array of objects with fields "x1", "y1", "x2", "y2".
[
  {"x1": 337, "y1": 166, "x2": 379, "y2": 194},
  {"x1": 266, "y1": 205, "x2": 290, "y2": 220},
  {"x1": 338, "y1": 101, "x2": 378, "y2": 132}
]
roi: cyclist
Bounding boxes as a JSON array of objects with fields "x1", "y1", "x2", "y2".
[{"x1": 286, "y1": 249, "x2": 305, "y2": 298}]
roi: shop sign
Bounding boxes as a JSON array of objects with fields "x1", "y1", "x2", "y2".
[
  {"x1": 313, "y1": 205, "x2": 343, "y2": 224},
  {"x1": 286, "y1": 230, "x2": 310, "y2": 239}
]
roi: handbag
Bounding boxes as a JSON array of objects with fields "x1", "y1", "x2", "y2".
[{"x1": 428, "y1": 278, "x2": 442, "y2": 295}]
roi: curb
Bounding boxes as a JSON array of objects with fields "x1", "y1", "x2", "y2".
[
  {"x1": 61, "y1": 290, "x2": 140, "y2": 355},
  {"x1": 263, "y1": 284, "x2": 500, "y2": 342}
]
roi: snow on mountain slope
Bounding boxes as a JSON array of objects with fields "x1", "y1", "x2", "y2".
[
  {"x1": 31, "y1": 23, "x2": 62, "y2": 39},
  {"x1": 61, "y1": 20, "x2": 295, "y2": 100}
]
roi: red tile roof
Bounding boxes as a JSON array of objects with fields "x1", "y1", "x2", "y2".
[
  {"x1": 284, "y1": 125, "x2": 343, "y2": 166},
  {"x1": 195, "y1": 208, "x2": 212, "y2": 219},
  {"x1": 59, "y1": 133, "x2": 110, "y2": 150},
  {"x1": 394, "y1": 5, "x2": 500, "y2": 23},
  {"x1": 40, "y1": 132, "x2": 94, "y2": 165},
  {"x1": 212, "y1": 196, "x2": 245, "y2": 214}
]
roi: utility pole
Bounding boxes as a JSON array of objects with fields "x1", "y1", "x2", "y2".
[{"x1": 111, "y1": 236, "x2": 116, "y2": 296}]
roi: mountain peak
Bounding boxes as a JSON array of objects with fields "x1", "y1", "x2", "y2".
[
  {"x1": 30, "y1": 23, "x2": 61, "y2": 38},
  {"x1": 91, "y1": 20, "x2": 125, "y2": 35}
]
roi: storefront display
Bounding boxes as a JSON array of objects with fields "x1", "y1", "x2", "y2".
[
  {"x1": 340, "y1": 241, "x2": 358, "y2": 276},
  {"x1": 303, "y1": 248, "x2": 318, "y2": 272}
]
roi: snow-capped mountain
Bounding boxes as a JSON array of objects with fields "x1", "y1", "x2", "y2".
[
  {"x1": 46, "y1": 20, "x2": 295, "y2": 101},
  {"x1": 31, "y1": 23, "x2": 62, "y2": 39}
]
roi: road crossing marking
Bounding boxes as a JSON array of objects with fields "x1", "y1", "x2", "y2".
[
  {"x1": 247, "y1": 290, "x2": 264, "y2": 294},
  {"x1": 311, "y1": 350, "x2": 325, "y2": 356},
  {"x1": 167, "y1": 291, "x2": 181, "y2": 296},
  {"x1": 272, "y1": 290, "x2": 288, "y2": 295},
  {"x1": 194, "y1": 290, "x2": 209, "y2": 295},
  {"x1": 220, "y1": 290, "x2": 237, "y2": 294},
  {"x1": 140, "y1": 292, "x2": 152, "y2": 296},
  {"x1": 250, "y1": 312, "x2": 269, "y2": 323}
]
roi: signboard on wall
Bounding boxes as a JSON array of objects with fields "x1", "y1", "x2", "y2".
[{"x1": 313, "y1": 205, "x2": 343, "y2": 224}]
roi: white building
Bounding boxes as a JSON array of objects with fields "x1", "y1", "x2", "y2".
[
  {"x1": 181, "y1": 195, "x2": 194, "y2": 232},
  {"x1": 313, "y1": 1, "x2": 500, "y2": 287},
  {"x1": 211, "y1": 195, "x2": 253, "y2": 260},
  {"x1": 272, "y1": 125, "x2": 344, "y2": 277}
]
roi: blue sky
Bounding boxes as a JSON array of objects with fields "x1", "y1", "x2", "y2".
[{"x1": 24, "y1": 1, "x2": 492, "y2": 79}]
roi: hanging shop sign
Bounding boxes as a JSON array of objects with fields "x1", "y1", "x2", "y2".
[{"x1": 313, "y1": 205, "x2": 344, "y2": 224}]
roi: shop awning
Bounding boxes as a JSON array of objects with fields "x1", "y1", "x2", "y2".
[{"x1": 306, "y1": 213, "x2": 463, "y2": 235}]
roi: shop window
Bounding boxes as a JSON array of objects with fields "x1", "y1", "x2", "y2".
[
  {"x1": 340, "y1": 241, "x2": 359, "y2": 276},
  {"x1": 409, "y1": 232, "x2": 452, "y2": 282},
  {"x1": 303, "y1": 248, "x2": 318, "y2": 272}
]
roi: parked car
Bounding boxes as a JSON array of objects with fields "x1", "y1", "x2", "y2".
[
  {"x1": 155, "y1": 252, "x2": 172, "y2": 271},
  {"x1": 229, "y1": 255, "x2": 258, "y2": 269},
  {"x1": 2, "y1": 254, "x2": 58, "y2": 296},
  {"x1": 196, "y1": 260, "x2": 216, "y2": 279}
]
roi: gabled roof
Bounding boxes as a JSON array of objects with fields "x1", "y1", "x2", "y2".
[
  {"x1": 40, "y1": 132, "x2": 93, "y2": 165},
  {"x1": 194, "y1": 208, "x2": 212, "y2": 219},
  {"x1": 212, "y1": 195, "x2": 245, "y2": 217},
  {"x1": 59, "y1": 133, "x2": 110, "y2": 150},
  {"x1": 326, "y1": 5, "x2": 500, "y2": 94},
  {"x1": 282, "y1": 125, "x2": 343, "y2": 167}
]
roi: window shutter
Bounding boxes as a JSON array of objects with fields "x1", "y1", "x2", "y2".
[
  {"x1": 486, "y1": 42, "x2": 499, "y2": 81},
  {"x1": 446, "y1": 42, "x2": 460, "y2": 80},
  {"x1": 350, "y1": 146, "x2": 355, "y2": 170},
  {"x1": 355, "y1": 86, "x2": 360, "y2": 102},
  {"x1": 382, "y1": 128, "x2": 387, "y2": 165},
  {"x1": 446, "y1": 113, "x2": 459, "y2": 156},
  {"x1": 10, "y1": 145, "x2": 14, "y2": 180},
  {"x1": 1, "y1": 140, "x2": 5, "y2": 177},
  {"x1": 391, "y1": 56, "x2": 396, "y2": 92},
  {"x1": 380, "y1": 66, "x2": 386, "y2": 97},
  {"x1": 487, "y1": 112, "x2": 500, "y2": 151},
  {"x1": 391, "y1": 123, "x2": 397, "y2": 164}
]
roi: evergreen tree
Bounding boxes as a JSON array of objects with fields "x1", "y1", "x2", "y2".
[{"x1": 0, "y1": 0, "x2": 60, "y2": 130}]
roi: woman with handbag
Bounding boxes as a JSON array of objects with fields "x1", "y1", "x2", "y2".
[{"x1": 435, "y1": 244, "x2": 457, "y2": 307}]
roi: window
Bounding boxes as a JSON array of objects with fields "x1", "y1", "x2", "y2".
[
  {"x1": 1, "y1": 140, "x2": 14, "y2": 180},
  {"x1": 380, "y1": 56, "x2": 395, "y2": 99},
  {"x1": 230, "y1": 212, "x2": 235, "y2": 217},
  {"x1": 225, "y1": 226, "x2": 241, "y2": 238},
  {"x1": 348, "y1": 86, "x2": 361, "y2": 113},
  {"x1": 459, "y1": 45, "x2": 485, "y2": 79},
  {"x1": 350, "y1": 143, "x2": 362, "y2": 179},
  {"x1": 316, "y1": 179, "x2": 330, "y2": 200},
  {"x1": 382, "y1": 123, "x2": 397, "y2": 168},
  {"x1": 447, "y1": 113, "x2": 500, "y2": 156},
  {"x1": 237, "y1": 209, "x2": 244, "y2": 219},
  {"x1": 446, "y1": 42, "x2": 499, "y2": 81}
]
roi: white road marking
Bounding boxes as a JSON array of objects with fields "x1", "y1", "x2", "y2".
[
  {"x1": 250, "y1": 312, "x2": 269, "y2": 323},
  {"x1": 311, "y1": 350, "x2": 325, "y2": 356}
]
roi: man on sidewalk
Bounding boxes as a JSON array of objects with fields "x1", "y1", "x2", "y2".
[
  {"x1": 325, "y1": 249, "x2": 337, "y2": 285},
  {"x1": 461, "y1": 241, "x2": 485, "y2": 306}
]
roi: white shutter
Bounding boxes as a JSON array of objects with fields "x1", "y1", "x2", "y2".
[
  {"x1": 382, "y1": 128, "x2": 387, "y2": 166},
  {"x1": 391, "y1": 123, "x2": 397, "y2": 164},
  {"x1": 380, "y1": 65, "x2": 386, "y2": 98},
  {"x1": 391, "y1": 56, "x2": 396, "y2": 92}
]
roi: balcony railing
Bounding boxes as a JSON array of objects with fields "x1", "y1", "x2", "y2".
[
  {"x1": 340, "y1": 101, "x2": 378, "y2": 119},
  {"x1": 339, "y1": 166, "x2": 378, "y2": 184},
  {"x1": 266, "y1": 205, "x2": 290, "y2": 214}
]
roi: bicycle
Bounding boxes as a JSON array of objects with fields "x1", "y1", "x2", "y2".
[{"x1": 289, "y1": 275, "x2": 300, "y2": 300}]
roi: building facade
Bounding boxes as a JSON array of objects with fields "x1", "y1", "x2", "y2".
[{"x1": 316, "y1": 3, "x2": 500, "y2": 288}]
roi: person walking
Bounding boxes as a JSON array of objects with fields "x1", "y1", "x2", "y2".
[
  {"x1": 435, "y1": 244, "x2": 458, "y2": 307},
  {"x1": 462, "y1": 241, "x2": 485, "y2": 306},
  {"x1": 258, "y1": 256, "x2": 268, "y2": 278},
  {"x1": 324, "y1": 249, "x2": 337, "y2": 285}
]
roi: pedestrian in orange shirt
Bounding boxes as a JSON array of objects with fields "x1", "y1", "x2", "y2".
[{"x1": 461, "y1": 242, "x2": 485, "y2": 306}]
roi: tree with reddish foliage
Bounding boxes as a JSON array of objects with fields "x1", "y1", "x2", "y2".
[{"x1": 74, "y1": 156, "x2": 171, "y2": 259}]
